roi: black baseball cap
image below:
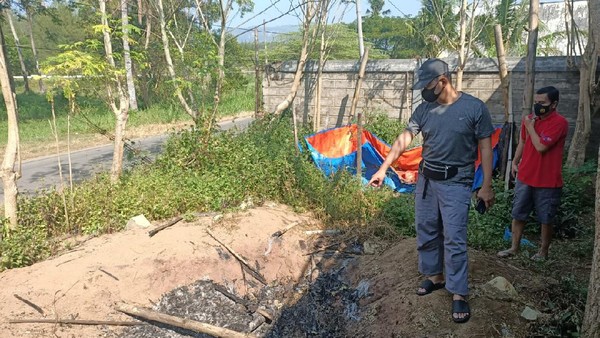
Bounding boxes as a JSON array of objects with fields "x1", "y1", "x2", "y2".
[{"x1": 412, "y1": 58, "x2": 450, "y2": 90}]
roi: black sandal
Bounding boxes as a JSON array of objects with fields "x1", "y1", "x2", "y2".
[
  {"x1": 452, "y1": 299, "x2": 471, "y2": 323},
  {"x1": 416, "y1": 279, "x2": 446, "y2": 296}
]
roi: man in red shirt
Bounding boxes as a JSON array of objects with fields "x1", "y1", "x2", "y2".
[{"x1": 498, "y1": 86, "x2": 568, "y2": 260}]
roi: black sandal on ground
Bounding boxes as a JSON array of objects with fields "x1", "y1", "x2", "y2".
[
  {"x1": 416, "y1": 279, "x2": 446, "y2": 296},
  {"x1": 452, "y1": 299, "x2": 471, "y2": 323}
]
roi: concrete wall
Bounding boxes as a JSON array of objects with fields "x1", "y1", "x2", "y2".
[{"x1": 262, "y1": 57, "x2": 597, "y2": 140}]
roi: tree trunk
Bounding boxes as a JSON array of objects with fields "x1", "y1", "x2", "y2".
[
  {"x1": 5, "y1": 9, "x2": 29, "y2": 93},
  {"x1": 314, "y1": 28, "x2": 325, "y2": 131},
  {"x1": 522, "y1": 0, "x2": 539, "y2": 120},
  {"x1": 111, "y1": 103, "x2": 128, "y2": 181},
  {"x1": 215, "y1": 0, "x2": 231, "y2": 105},
  {"x1": 100, "y1": 0, "x2": 129, "y2": 183},
  {"x1": 254, "y1": 28, "x2": 260, "y2": 117},
  {"x1": 273, "y1": 1, "x2": 317, "y2": 115},
  {"x1": 582, "y1": 145, "x2": 600, "y2": 336},
  {"x1": 0, "y1": 26, "x2": 15, "y2": 91},
  {"x1": 139, "y1": 13, "x2": 152, "y2": 107},
  {"x1": 455, "y1": 0, "x2": 467, "y2": 91},
  {"x1": 25, "y1": 11, "x2": 44, "y2": 93},
  {"x1": 314, "y1": 0, "x2": 329, "y2": 131},
  {"x1": 566, "y1": 0, "x2": 599, "y2": 168},
  {"x1": 122, "y1": 0, "x2": 139, "y2": 110},
  {"x1": 156, "y1": 0, "x2": 197, "y2": 122},
  {"x1": 0, "y1": 19, "x2": 20, "y2": 230}
]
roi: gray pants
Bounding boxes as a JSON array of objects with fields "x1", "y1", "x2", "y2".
[{"x1": 415, "y1": 177, "x2": 471, "y2": 296}]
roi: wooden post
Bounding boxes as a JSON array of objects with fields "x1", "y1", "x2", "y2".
[
  {"x1": 254, "y1": 28, "x2": 260, "y2": 118},
  {"x1": 494, "y1": 25, "x2": 510, "y2": 122},
  {"x1": 522, "y1": 0, "x2": 539, "y2": 120},
  {"x1": 314, "y1": 9, "x2": 327, "y2": 132},
  {"x1": 350, "y1": 48, "x2": 369, "y2": 179},
  {"x1": 494, "y1": 24, "x2": 511, "y2": 184},
  {"x1": 263, "y1": 19, "x2": 267, "y2": 65},
  {"x1": 355, "y1": 0, "x2": 364, "y2": 58}
]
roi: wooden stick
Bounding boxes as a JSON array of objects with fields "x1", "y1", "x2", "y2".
[
  {"x1": 255, "y1": 308, "x2": 273, "y2": 323},
  {"x1": 213, "y1": 284, "x2": 273, "y2": 323},
  {"x1": 115, "y1": 302, "x2": 257, "y2": 338},
  {"x1": 9, "y1": 318, "x2": 143, "y2": 326},
  {"x1": 13, "y1": 294, "x2": 44, "y2": 315},
  {"x1": 303, "y1": 240, "x2": 346, "y2": 256},
  {"x1": 148, "y1": 216, "x2": 183, "y2": 237},
  {"x1": 270, "y1": 221, "x2": 300, "y2": 238},
  {"x1": 206, "y1": 229, "x2": 267, "y2": 285}
]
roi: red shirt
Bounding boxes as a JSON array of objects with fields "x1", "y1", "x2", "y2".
[{"x1": 517, "y1": 111, "x2": 568, "y2": 188}]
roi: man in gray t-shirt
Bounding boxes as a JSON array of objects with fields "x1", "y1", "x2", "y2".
[{"x1": 368, "y1": 58, "x2": 495, "y2": 324}]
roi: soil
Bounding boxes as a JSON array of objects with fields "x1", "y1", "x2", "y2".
[{"x1": 0, "y1": 201, "x2": 562, "y2": 338}]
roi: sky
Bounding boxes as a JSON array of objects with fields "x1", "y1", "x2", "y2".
[{"x1": 228, "y1": 0, "x2": 423, "y2": 31}]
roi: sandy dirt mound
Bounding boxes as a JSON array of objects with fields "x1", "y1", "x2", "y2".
[
  {"x1": 1, "y1": 203, "x2": 552, "y2": 338},
  {"x1": 0, "y1": 203, "x2": 315, "y2": 338}
]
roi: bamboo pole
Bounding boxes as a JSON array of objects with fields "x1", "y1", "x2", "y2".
[
  {"x1": 522, "y1": 0, "x2": 539, "y2": 120},
  {"x1": 350, "y1": 48, "x2": 369, "y2": 178},
  {"x1": 254, "y1": 28, "x2": 260, "y2": 118},
  {"x1": 494, "y1": 24, "x2": 512, "y2": 183},
  {"x1": 494, "y1": 25, "x2": 510, "y2": 122}
]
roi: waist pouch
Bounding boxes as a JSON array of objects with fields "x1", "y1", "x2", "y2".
[{"x1": 420, "y1": 160, "x2": 458, "y2": 180}]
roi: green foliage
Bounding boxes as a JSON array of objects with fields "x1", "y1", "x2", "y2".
[
  {"x1": 474, "y1": 0, "x2": 529, "y2": 57},
  {"x1": 267, "y1": 23, "x2": 388, "y2": 62},
  {"x1": 529, "y1": 272, "x2": 589, "y2": 337},
  {"x1": 367, "y1": 0, "x2": 388, "y2": 17},
  {"x1": 409, "y1": 0, "x2": 460, "y2": 57},
  {"x1": 362, "y1": 112, "x2": 407, "y2": 145},
  {"x1": 352, "y1": 16, "x2": 424, "y2": 58},
  {"x1": 0, "y1": 219, "x2": 50, "y2": 270},
  {"x1": 555, "y1": 161, "x2": 597, "y2": 238},
  {"x1": 468, "y1": 180, "x2": 514, "y2": 249}
]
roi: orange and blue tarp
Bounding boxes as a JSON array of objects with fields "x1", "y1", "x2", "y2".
[{"x1": 304, "y1": 124, "x2": 503, "y2": 193}]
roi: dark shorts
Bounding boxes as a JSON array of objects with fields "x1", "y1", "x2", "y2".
[{"x1": 512, "y1": 179, "x2": 562, "y2": 225}]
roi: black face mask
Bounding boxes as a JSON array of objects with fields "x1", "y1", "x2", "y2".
[
  {"x1": 421, "y1": 80, "x2": 444, "y2": 102},
  {"x1": 534, "y1": 103, "x2": 552, "y2": 116}
]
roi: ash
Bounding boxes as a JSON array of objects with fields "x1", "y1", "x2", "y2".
[{"x1": 120, "y1": 257, "x2": 370, "y2": 338}]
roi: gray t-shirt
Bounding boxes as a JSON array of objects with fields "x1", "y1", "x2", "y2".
[{"x1": 406, "y1": 92, "x2": 494, "y2": 185}]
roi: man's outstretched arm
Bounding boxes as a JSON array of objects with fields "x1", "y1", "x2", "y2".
[{"x1": 368, "y1": 130, "x2": 414, "y2": 187}]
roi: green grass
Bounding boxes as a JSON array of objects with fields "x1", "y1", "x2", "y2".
[
  {"x1": 217, "y1": 82, "x2": 255, "y2": 117},
  {"x1": 0, "y1": 82, "x2": 258, "y2": 148}
]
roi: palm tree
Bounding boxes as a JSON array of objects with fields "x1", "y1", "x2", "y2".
[
  {"x1": 408, "y1": 0, "x2": 460, "y2": 58},
  {"x1": 474, "y1": 0, "x2": 530, "y2": 57}
]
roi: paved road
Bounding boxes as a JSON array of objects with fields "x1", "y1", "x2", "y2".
[{"x1": 1, "y1": 117, "x2": 254, "y2": 200}]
